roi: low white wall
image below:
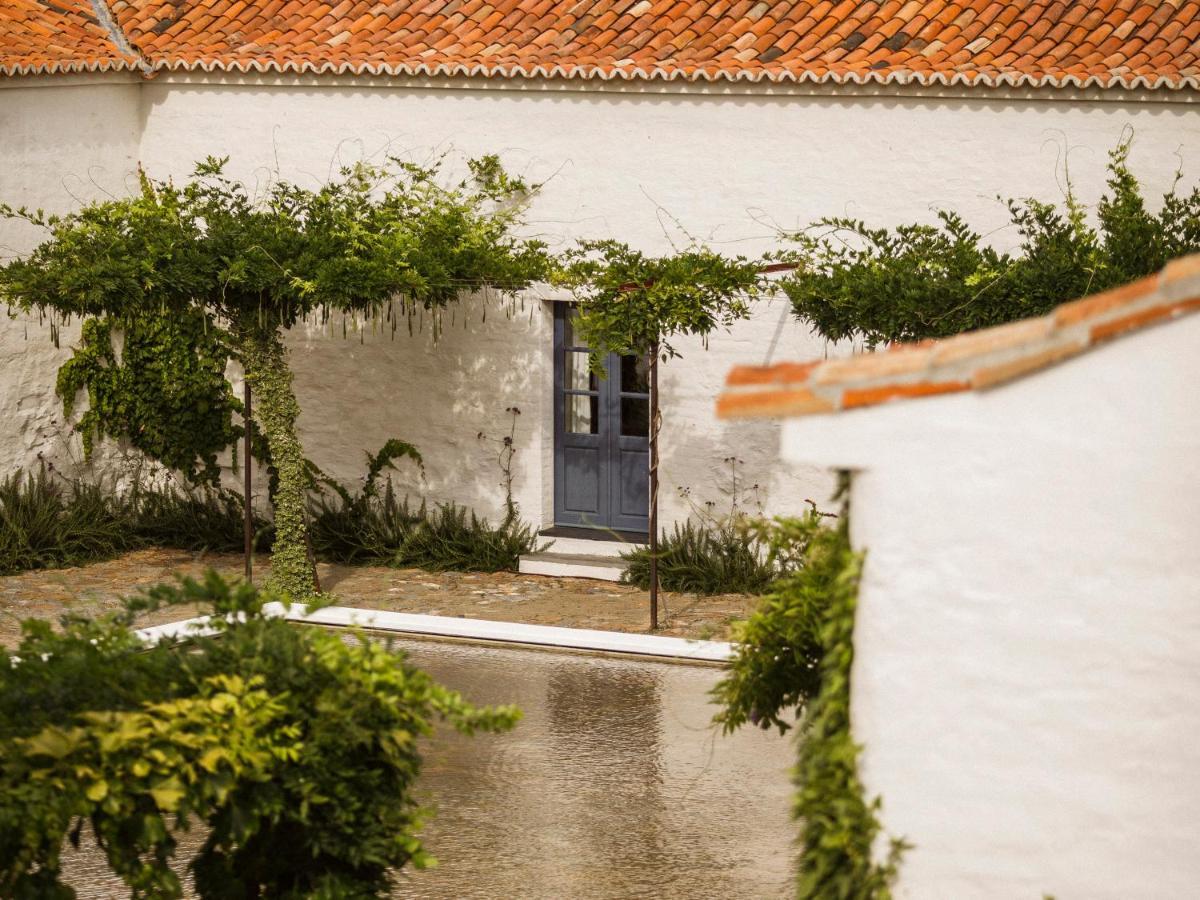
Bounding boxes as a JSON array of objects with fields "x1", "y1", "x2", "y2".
[
  {"x1": 3, "y1": 75, "x2": 1198, "y2": 530},
  {"x1": 780, "y1": 316, "x2": 1200, "y2": 897}
]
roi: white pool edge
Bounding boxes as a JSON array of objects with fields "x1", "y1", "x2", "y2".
[{"x1": 135, "y1": 603, "x2": 734, "y2": 663}]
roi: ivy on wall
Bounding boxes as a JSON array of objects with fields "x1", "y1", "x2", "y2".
[
  {"x1": 554, "y1": 239, "x2": 765, "y2": 366},
  {"x1": 56, "y1": 311, "x2": 242, "y2": 487}
]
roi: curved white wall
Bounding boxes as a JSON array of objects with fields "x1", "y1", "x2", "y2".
[{"x1": 2, "y1": 76, "x2": 1198, "y2": 528}]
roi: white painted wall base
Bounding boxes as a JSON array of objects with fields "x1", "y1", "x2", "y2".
[{"x1": 136, "y1": 602, "x2": 733, "y2": 662}]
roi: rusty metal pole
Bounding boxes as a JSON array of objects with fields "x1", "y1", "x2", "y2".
[
  {"x1": 649, "y1": 342, "x2": 660, "y2": 631},
  {"x1": 243, "y1": 379, "x2": 253, "y2": 581}
]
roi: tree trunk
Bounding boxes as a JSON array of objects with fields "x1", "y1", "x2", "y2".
[{"x1": 236, "y1": 324, "x2": 317, "y2": 599}]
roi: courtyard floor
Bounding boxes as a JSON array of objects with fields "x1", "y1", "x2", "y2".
[{"x1": 0, "y1": 548, "x2": 759, "y2": 648}]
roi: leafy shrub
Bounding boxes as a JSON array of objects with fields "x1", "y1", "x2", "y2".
[
  {"x1": 621, "y1": 520, "x2": 778, "y2": 595},
  {"x1": 397, "y1": 502, "x2": 542, "y2": 573},
  {"x1": 129, "y1": 482, "x2": 270, "y2": 554},
  {"x1": 307, "y1": 440, "x2": 424, "y2": 565},
  {"x1": 0, "y1": 469, "x2": 272, "y2": 576},
  {"x1": 714, "y1": 502, "x2": 906, "y2": 898},
  {"x1": 0, "y1": 572, "x2": 519, "y2": 897},
  {"x1": 0, "y1": 469, "x2": 136, "y2": 575},
  {"x1": 782, "y1": 139, "x2": 1200, "y2": 346}
]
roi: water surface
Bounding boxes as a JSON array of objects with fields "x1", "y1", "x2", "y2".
[{"x1": 63, "y1": 637, "x2": 796, "y2": 898}]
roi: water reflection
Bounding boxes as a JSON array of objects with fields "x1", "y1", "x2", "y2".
[{"x1": 61, "y1": 638, "x2": 795, "y2": 898}]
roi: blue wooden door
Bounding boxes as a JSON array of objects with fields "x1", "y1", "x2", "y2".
[{"x1": 553, "y1": 305, "x2": 649, "y2": 534}]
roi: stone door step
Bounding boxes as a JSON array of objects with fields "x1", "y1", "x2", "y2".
[
  {"x1": 539, "y1": 535, "x2": 645, "y2": 558},
  {"x1": 518, "y1": 551, "x2": 631, "y2": 582}
]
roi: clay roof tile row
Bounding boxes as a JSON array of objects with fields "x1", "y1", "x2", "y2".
[
  {"x1": 718, "y1": 254, "x2": 1200, "y2": 420},
  {"x1": 0, "y1": 0, "x2": 138, "y2": 74},
  {"x1": 2, "y1": 0, "x2": 1198, "y2": 87}
]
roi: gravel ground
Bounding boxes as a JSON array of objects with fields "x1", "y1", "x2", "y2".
[{"x1": 0, "y1": 548, "x2": 760, "y2": 648}]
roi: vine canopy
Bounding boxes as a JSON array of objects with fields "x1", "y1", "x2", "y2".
[
  {"x1": 0, "y1": 154, "x2": 552, "y2": 330},
  {"x1": 554, "y1": 239, "x2": 765, "y2": 367}
]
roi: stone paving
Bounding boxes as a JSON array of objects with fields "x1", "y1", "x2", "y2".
[{"x1": 0, "y1": 548, "x2": 760, "y2": 648}]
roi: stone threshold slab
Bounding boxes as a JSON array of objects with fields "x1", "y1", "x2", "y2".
[{"x1": 136, "y1": 602, "x2": 733, "y2": 663}]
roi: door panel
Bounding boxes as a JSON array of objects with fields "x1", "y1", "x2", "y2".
[
  {"x1": 553, "y1": 305, "x2": 649, "y2": 534},
  {"x1": 563, "y1": 447, "x2": 602, "y2": 514}
]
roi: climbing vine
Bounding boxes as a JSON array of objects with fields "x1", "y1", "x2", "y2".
[
  {"x1": 781, "y1": 137, "x2": 1200, "y2": 346},
  {"x1": 55, "y1": 311, "x2": 241, "y2": 487},
  {"x1": 554, "y1": 240, "x2": 765, "y2": 366},
  {"x1": 714, "y1": 483, "x2": 906, "y2": 898}
]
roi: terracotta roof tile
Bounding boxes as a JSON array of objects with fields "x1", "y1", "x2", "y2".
[
  {"x1": 3, "y1": 0, "x2": 1196, "y2": 87},
  {"x1": 1, "y1": 0, "x2": 140, "y2": 74},
  {"x1": 718, "y1": 253, "x2": 1200, "y2": 420}
]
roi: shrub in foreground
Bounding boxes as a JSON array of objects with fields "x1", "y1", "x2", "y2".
[
  {"x1": 0, "y1": 572, "x2": 519, "y2": 897},
  {"x1": 714, "y1": 504, "x2": 906, "y2": 898}
]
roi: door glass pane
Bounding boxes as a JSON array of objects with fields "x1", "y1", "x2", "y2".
[
  {"x1": 565, "y1": 351, "x2": 598, "y2": 392},
  {"x1": 567, "y1": 394, "x2": 599, "y2": 434},
  {"x1": 620, "y1": 355, "x2": 649, "y2": 394},
  {"x1": 563, "y1": 309, "x2": 584, "y2": 349},
  {"x1": 620, "y1": 397, "x2": 649, "y2": 437}
]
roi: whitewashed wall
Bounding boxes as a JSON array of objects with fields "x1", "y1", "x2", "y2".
[
  {"x1": 780, "y1": 315, "x2": 1200, "y2": 898},
  {"x1": 0, "y1": 77, "x2": 142, "y2": 480},
  {"x1": 2, "y1": 75, "x2": 1198, "y2": 528}
]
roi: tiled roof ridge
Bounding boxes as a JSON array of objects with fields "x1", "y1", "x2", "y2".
[
  {"x1": 85, "y1": 0, "x2": 150, "y2": 73},
  {"x1": 0, "y1": 0, "x2": 139, "y2": 76},
  {"x1": 718, "y1": 254, "x2": 1200, "y2": 420},
  {"x1": 3, "y1": 1, "x2": 1199, "y2": 91}
]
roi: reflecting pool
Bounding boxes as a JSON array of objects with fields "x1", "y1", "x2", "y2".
[{"x1": 62, "y1": 636, "x2": 796, "y2": 898}]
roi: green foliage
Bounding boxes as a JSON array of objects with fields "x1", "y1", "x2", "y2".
[
  {"x1": 56, "y1": 312, "x2": 241, "y2": 487},
  {"x1": 0, "y1": 155, "x2": 549, "y2": 327},
  {"x1": 0, "y1": 154, "x2": 550, "y2": 598},
  {"x1": 397, "y1": 502, "x2": 542, "y2": 573},
  {"x1": 781, "y1": 139, "x2": 1200, "y2": 346},
  {"x1": 0, "y1": 572, "x2": 519, "y2": 897},
  {"x1": 128, "y1": 481, "x2": 270, "y2": 554},
  {"x1": 621, "y1": 519, "x2": 777, "y2": 595},
  {"x1": 309, "y1": 432, "x2": 540, "y2": 573},
  {"x1": 308, "y1": 441, "x2": 425, "y2": 565},
  {"x1": 711, "y1": 511, "x2": 833, "y2": 733},
  {"x1": 0, "y1": 468, "x2": 268, "y2": 576},
  {"x1": 554, "y1": 239, "x2": 765, "y2": 364},
  {"x1": 714, "y1": 501, "x2": 905, "y2": 898},
  {"x1": 0, "y1": 469, "x2": 135, "y2": 575},
  {"x1": 789, "y1": 526, "x2": 907, "y2": 899}
]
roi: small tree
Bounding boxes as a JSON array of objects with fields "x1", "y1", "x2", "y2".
[
  {"x1": 555, "y1": 240, "x2": 764, "y2": 626},
  {"x1": 0, "y1": 156, "x2": 549, "y2": 597}
]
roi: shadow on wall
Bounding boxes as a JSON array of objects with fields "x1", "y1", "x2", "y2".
[
  {"x1": 657, "y1": 412, "x2": 838, "y2": 527},
  {"x1": 285, "y1": 297, "x2": 547, "y2": 526}
]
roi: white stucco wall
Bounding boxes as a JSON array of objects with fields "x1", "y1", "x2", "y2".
[
  {"x1": 780, "y1": 315, "x2": 1200, "y2": 898},
  {"x1": 3, "y1": 74, "x2": 1198, "y2": 530},
  {"x1": 0, "y1": 78, "x2": 142, "y2": 477}
]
